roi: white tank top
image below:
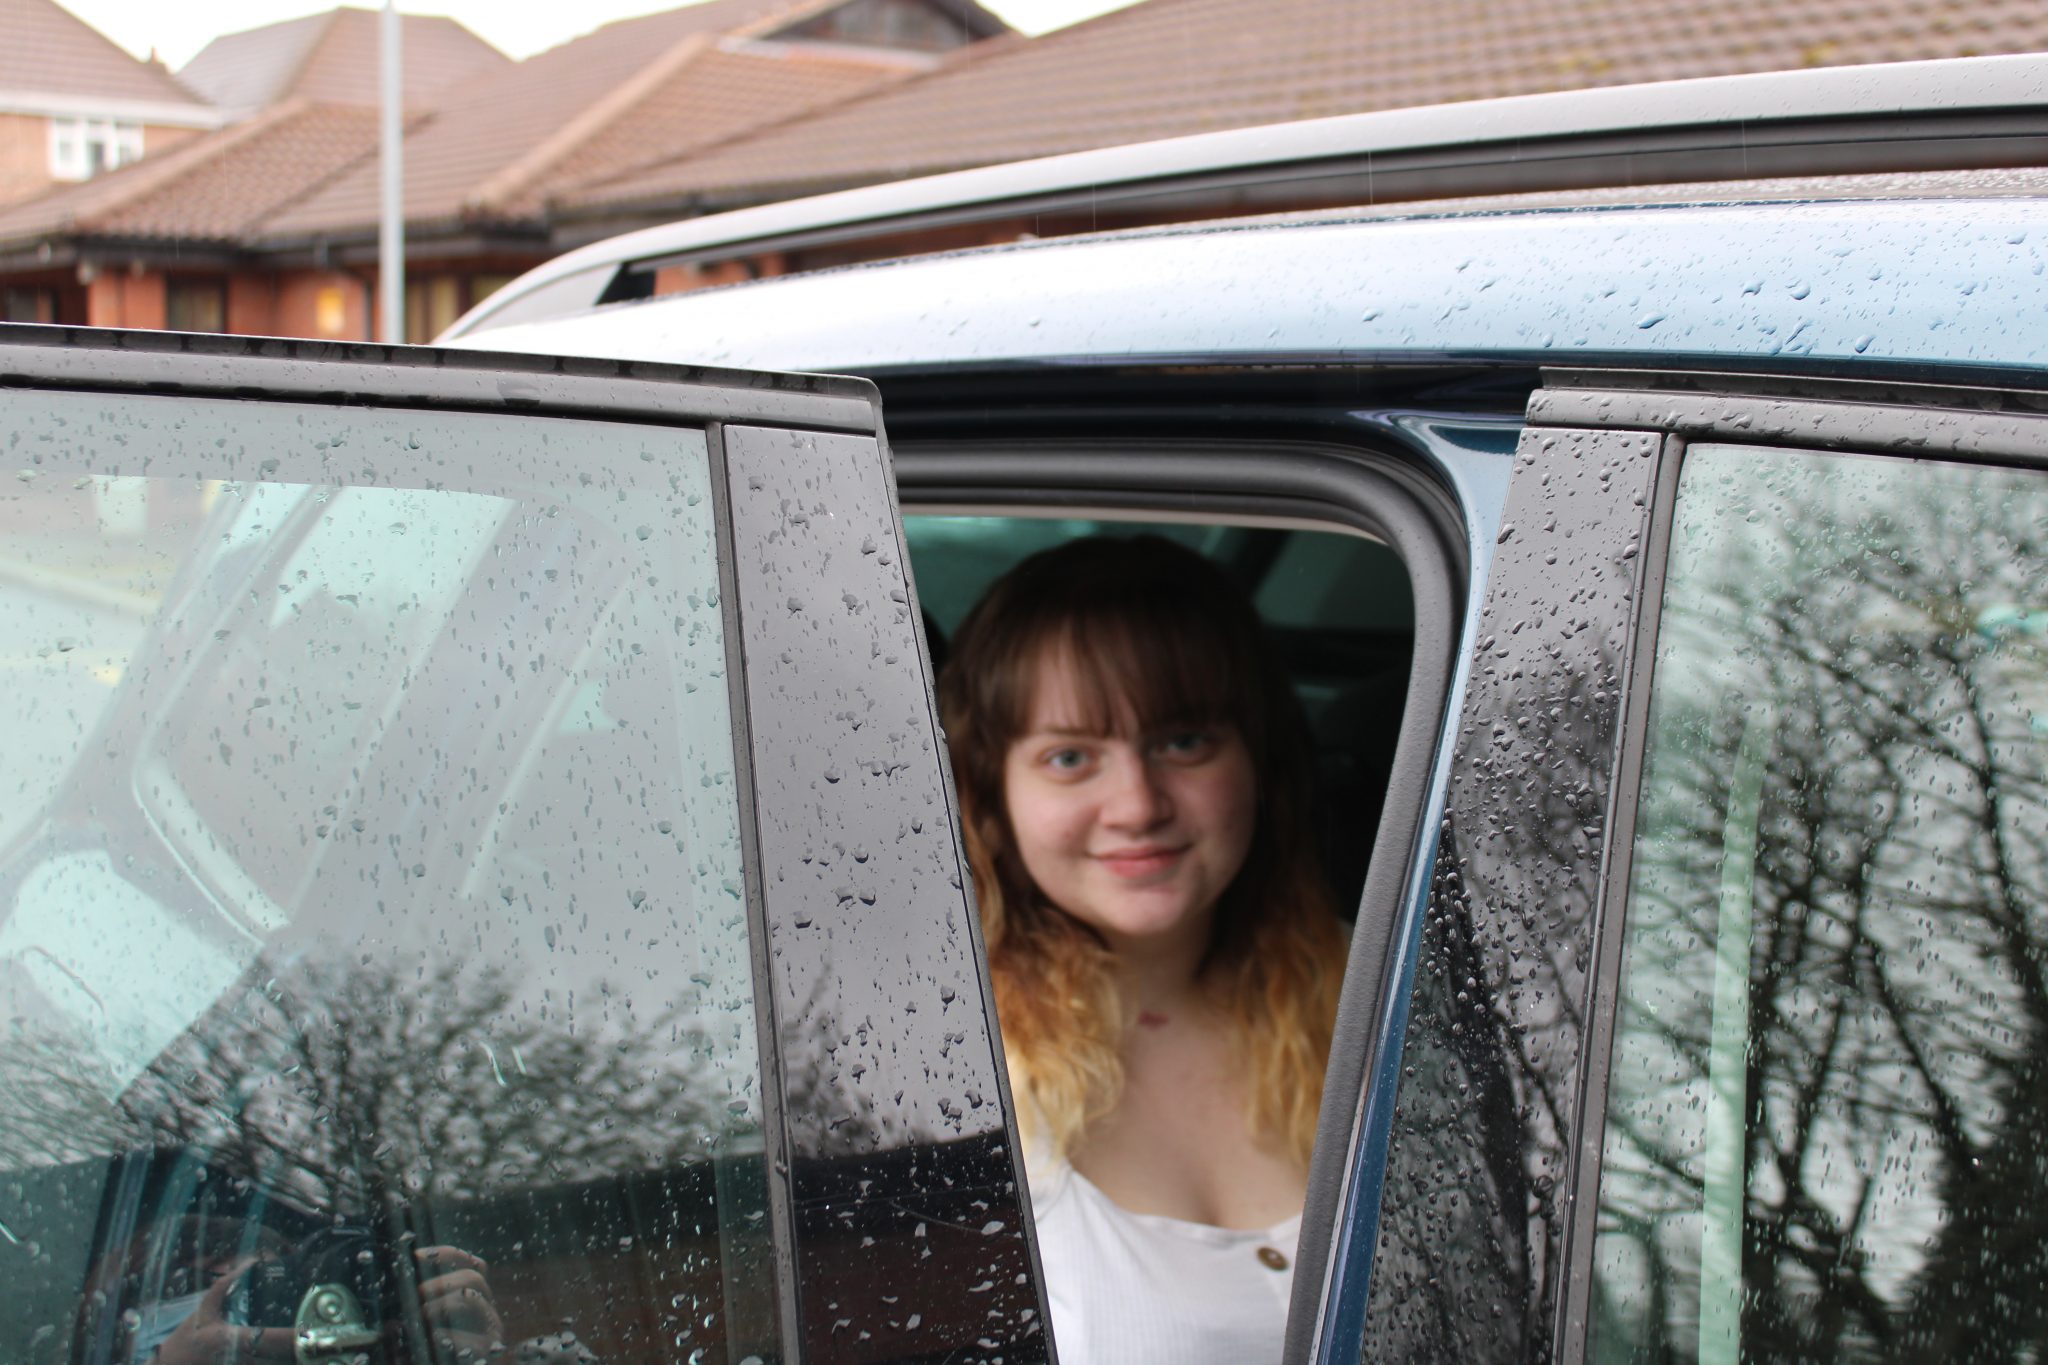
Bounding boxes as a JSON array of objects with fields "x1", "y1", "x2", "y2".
[{"x1": 1027, "y1": 1156, "x2": 1300, "y2": 1365}]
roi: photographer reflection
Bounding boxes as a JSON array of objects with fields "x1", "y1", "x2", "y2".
[{"x1": 88, "y1": 1210, "x2": 505, "y2": 1365}]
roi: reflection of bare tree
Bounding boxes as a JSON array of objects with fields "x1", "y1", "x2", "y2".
[
  {"x1": 3, "y1": 950, "x2": 748, "y2": 1206},
  {"x1": 4, "y1": 951, "x2": 767, "y2": 1365},
  {"x1": 1594, "y1": 458, "x2": 2048, "y2": 1362}
]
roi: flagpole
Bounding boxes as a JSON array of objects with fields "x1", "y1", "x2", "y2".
[{"x1": 379, "y1": 0, "x2": 404, "y2": 343}]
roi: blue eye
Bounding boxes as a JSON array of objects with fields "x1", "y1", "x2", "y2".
[
  {"x1": 1045, "y1": 747, "x2": 1087, "y2": 770},
  {"x1": 1159, "y1": 731, "x2": 1213, "y2": 757}
]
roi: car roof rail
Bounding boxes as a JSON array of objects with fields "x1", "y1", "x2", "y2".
[{"x1": 447, "y1": 53, "x2": 2048, "y2": 339}]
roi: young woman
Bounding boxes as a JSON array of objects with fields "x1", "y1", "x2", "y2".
[{"x1": 937, "y1": 535, "x2": 1349, "y2": 1365}]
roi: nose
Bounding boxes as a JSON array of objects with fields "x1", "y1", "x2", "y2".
[{"x1": 1100, "y1": 751, "x2": 1171, "y2": 830}]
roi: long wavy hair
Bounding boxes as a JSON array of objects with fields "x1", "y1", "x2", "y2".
[{"x1": 937, "y1": 535, "x2": 1347, "y2": 1168}]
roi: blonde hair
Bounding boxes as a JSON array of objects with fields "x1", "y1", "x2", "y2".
[{"x1": 938, "y1": 535, "x2": 1347, "y2": 1168}]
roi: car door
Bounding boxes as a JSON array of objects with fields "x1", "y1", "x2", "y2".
[
  {"x1": 1323, "y1": 369, "x2": 2048, "y2": 1361},
  {"x1": 0, "y1": 328, "x2": 1047, "y2": 1365}
]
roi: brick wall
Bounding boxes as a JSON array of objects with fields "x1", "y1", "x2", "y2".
[
  {"x1": 225, "y1": 273, "x2": 275, "y2": 334},
  {"x1": 85, "y1": 270, "x2": 166, "y2": 329},
  {"x1": 0, "y1": 111, "x2": 55, "y2": 208},
  {"x1": 274, "y1": 269, "x2": 370, "y2": 340}
]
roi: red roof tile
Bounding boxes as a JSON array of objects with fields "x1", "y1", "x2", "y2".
[
  {"x1": 260, "y1": 0, "x2": 836, "y2": 236},
  {"x1": 570, "y1": 0, "x2": 2048, "y2": 212},
  {"x1": 0, "y1": 101, "x2": 382, "y2": 245},
  {"x1": 178, "y1": 8, "x2": 508, "y2": 114},
  {"x1": 502, "y1": 42, "x2": 922, "y2": 215},
  {"x1": 0, "y1": 0, "x2": 209, "y2": 111}
]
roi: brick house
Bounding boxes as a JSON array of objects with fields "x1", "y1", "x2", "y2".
[
  {"x1": 0, "y1": 0, "x2": 221, "y2": 318},
  {"x1": 0, "y1": 0, "x2": 1007, "y2": 340}
]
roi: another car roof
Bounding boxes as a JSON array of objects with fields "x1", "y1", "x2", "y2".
[
  {"x1": 458, "y1": 194, "x2": 2048, "y2": 379},
  {"x1": 448, "y1": 52, "x2": 2048, "y2": 342}
]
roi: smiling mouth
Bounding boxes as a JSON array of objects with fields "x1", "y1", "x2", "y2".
[{"x1": 1095, "y1": 845, "x2": 1187, "y2": 877}]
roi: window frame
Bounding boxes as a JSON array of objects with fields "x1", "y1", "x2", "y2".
[
  {"x1": 163, "y1": 277, "x2": 229, "y2": 333},
  {"x1": 1527, "y1": 373, "x2": 2048, "y2": 1363},
  {"x1": 888, "y1": 435, "x2": 1470, "y2": 1365},
  {"x1": 46, "y1": 116, "x2": 142, "y2": 181}
]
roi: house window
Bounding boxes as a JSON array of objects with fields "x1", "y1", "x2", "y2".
[
  {"x1": 404, "y1": 275, "x2": 517, "y2": 344},
  {"x1": 166, "y1": 278, "x2": 228, "y2": 333},
  {"x1": 49, "y1": 118, "x2": 144, "y2": 181},
  {"x1": 314, "y1": 285, "x2": 349, "y2": 337},
  {"x1": 3, "y1": 288, "x2": 56, "y2": 323}
]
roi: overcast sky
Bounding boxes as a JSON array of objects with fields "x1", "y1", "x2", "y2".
[{"x1": 63, "y1": 0, "x2": 1143, "y2": 68}]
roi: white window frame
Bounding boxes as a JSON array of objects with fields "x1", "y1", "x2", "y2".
[{"x1": 48, "y1": 116, "x2": 144, "y2": 181}]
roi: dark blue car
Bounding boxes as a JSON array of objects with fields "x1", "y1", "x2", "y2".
[{"x1": 4, "y1": 55, "x2": 2046, "y2": 1364}]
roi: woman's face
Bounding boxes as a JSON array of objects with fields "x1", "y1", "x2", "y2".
[{"x1": 1001, "y1": 650, "x2": 1258, "y2": 957}]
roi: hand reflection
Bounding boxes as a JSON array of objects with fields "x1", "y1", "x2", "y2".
[
  {"x1": 406, "y1": 1246, "x2": 506, "y2": 1363},
  {"x1": 151, "y1": 1262, "x2": 294, "y2": 1365}
]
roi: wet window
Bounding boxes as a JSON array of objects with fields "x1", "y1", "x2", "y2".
[
  {"x1": 0, "y1": 394, "x2": 774, "y2": 1365},
  {"x1": 1591, "y1": 443, "x2": 2048, "y2": 1361}
]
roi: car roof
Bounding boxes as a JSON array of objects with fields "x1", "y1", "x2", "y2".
[
  {"x1": 449, "y1": 52, "x2": 2048, "y2": 341},
  {"x1": 458, "y1": 194, "x2": 2048, "y2": 379}
]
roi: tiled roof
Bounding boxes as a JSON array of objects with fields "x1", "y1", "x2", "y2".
[
  {"x1": 261, "y1": 0, "x2": 925, "y2": 236},
  {"x1": 500, "y1": 42, "x2": 922, "y2": 215},
  {"x1": 0, "y1": 101, "x2": 383, "y2": 245},
  {"x1": 0, "y1": 0, "x2": 208, "y2": 110},
  {"x1": 178, "y1": 8, "x2": 508, "y2": 114},
  {"x1": 569, "y1": 0, "x2": 2048, "y2": 212}
]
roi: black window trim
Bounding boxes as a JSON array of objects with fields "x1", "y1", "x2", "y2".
[
  {"x1": 706, "y1": 419, "x2": 804, "y2": 1358},
  {"x1": 0, "y1": 324, "x2": 880, "y2": 436},
  {"x1": 1539, "y1": 371, "x2": 2048, "y2": 1363},
  {"x1": 723, "y1": 423, "x2": 1050, "y2": 1361},
  {"x1": 888, "y1": 437, "x2": 1467, "y2": 1365}
]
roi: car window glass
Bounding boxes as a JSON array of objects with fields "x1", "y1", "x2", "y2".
[
  {"x1": 0, "y1": 394, "x2": 774, "y2": 1365},
  {"x1": 139, "y1": 484, "x2": 508, "y2": 943},
  {"x1": 1590, "y1": 442, "x2": 2048, "y2": 1361}
]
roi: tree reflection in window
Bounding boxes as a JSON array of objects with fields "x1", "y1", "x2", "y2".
[{"x1": 1591, "y1": 444, "x2": 2048, "y2": 1363}]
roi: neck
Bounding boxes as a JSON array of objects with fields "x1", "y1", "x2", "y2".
[{"x1": 1107, "y1": 919, "x2": 1213, "y2": 1023}]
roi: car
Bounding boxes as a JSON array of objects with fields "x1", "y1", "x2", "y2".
[{"x1": 3, "y1": 53, "x2": 2047, "y2": 1365}]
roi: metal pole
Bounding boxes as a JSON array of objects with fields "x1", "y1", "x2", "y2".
[{"x1": 378, "y1": 0, "x2": 404, "y2": 343}]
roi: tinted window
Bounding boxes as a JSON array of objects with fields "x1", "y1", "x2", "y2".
[
  {"x1": 1592, "y1": 443, "x2": 2048, "y2": 1360},
  {"x1": 0, "y1": 394, "x2": 775, "y2": 1365}
]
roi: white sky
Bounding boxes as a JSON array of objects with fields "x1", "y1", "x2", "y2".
[{"x1": 63, "y1": 0, "x2": 1144, "y2": 68}]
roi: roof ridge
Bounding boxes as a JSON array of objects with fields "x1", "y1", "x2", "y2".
[
  {"x1": 234, "y1": 101, "x2": 409, "y2": 238},
  {"x1": 13, "y1": 0, "x2": 213, "y2": 108},
  {"x1": 467, "y1": 31, "x2": 718, "y2": 215},
  {"x1": 726, "y1": 0, "x2": 864, "y2": 41},
  {"x1": 91, "y1": 96, "x2": 322, "y2": 222},
  {"x1": 276, "y1": 9, "x2": 346, "y2": 108},
  {"x1": 717, "y1": 31, "x2": 944, "y2": 71},
  {"x1": 560, "y1": 43, "x2": 931, "y2": 205},
  {"x1": 585, "y1": 22, "x2": 1025, "y2": 201},
  {"x1": 0, "y1": 94, "x2": 324, "y2": 243}
]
